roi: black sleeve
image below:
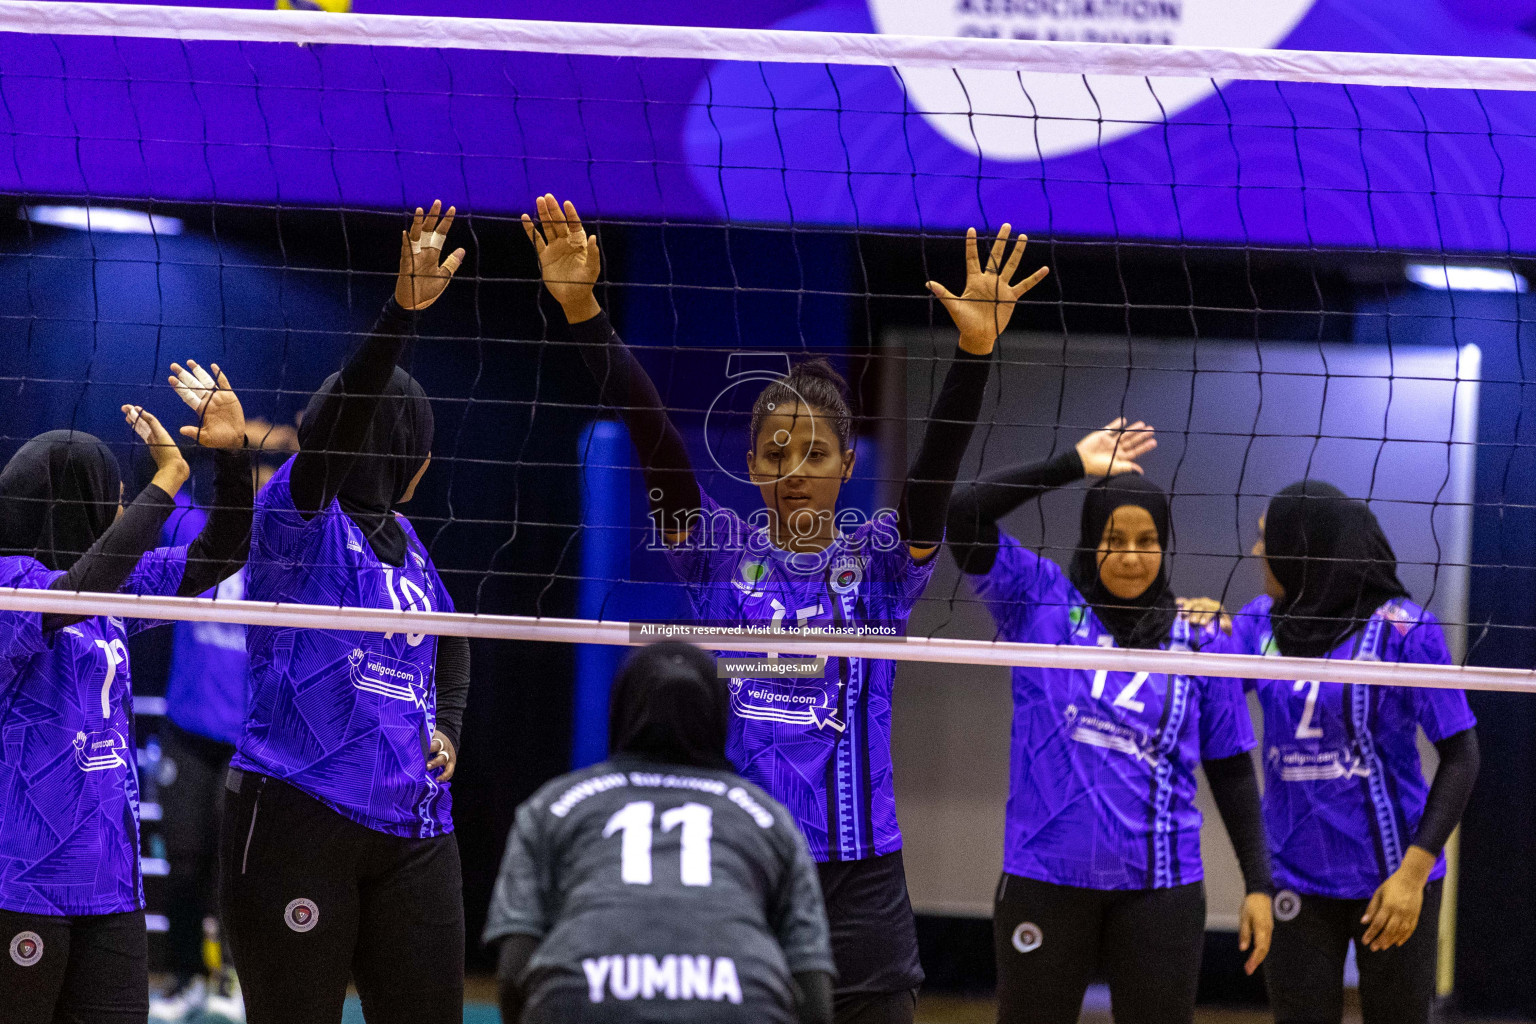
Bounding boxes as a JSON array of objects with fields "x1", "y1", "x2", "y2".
[
  {"x1": 289, "y1": 298, "x2": 418, "y2": 517},
  {"x1": 793, "y1": 971, "x2": 834, "y2": 1024},
  {"x1": 44, "y1": 483, "x2": 177, "y2": 631},
  {"x1": 1204, "y1": 752, "x2": 1273, "y2": 895},
  {"x1": 900, "y1": 347, "x2": 993, "y2": 551},
  {"x1": 948, "y1": 449, "x2": 1085, "y2": 576},
  {"x1": 1413, "y1": 727, "x2": 1480, "y2": 857},
  {"x1": 495, "y1": 933, "x2": 538, "y2": 1024},
  {"x1": 434, "y1": 634, "x2": 470, "y2": 750},
  {"x1": 569, "y1": 312, "x2": 700, "y2": 528},
  {"x1": 176, "y1": 446, "x2": 256, "y2": 597}
]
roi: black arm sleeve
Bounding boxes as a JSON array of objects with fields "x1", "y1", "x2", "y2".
[
  {"x1": 794, "y1": 971, "x2": 834, "y2": 1024},
  {"x1": 900, "y1": 347, "x2": 992, "y2": 551},
  {"x1": 434, "y1": 635, "x2": 470, "y2": 750},
  {"x1": 496, "y1": 934, "x2": 538, "y2": 1024},
  {"x1": 176, "y1": 446, "x2": 256, "y2": 597},
  {"x1": 289, "y1": 298, "x2": 418, "y2": 517},
  {"x1": 948, "y1": 449, "x2": 1085, "y2": 576},
  {"x1": 569, "y1": 312, "x2": 700, "y2": 528},
  {"x1": 1413, "y1": 727, "x2": 1480, "y2": 857},
  {"x1": 1204, "y1": 752, "x2": 1274, "y2": 895},
  {"x1": 44, "y1": 483, "x2": 178, "y2": 631}
]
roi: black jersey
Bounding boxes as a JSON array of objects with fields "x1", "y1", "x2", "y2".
[{"x1": 483, "y1": 757, "x2": 834, "y2": 1022}]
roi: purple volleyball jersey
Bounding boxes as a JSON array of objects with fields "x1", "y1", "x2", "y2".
[
  {"x1": 665, "y1": 491, "x2": 933, "y2": 862},
  {"x1": 972, "y1": 534, "x2": 1255, "y2": 891},
  {"x1": 0, "y1": 549, "x2": 188, "y2": 915},
  {"x1": 234, "y1": 458, "x2": 454, "y2": 838},
  {"x1": 1222, "y1": 595, "x2": 1475, "y2": 900}
]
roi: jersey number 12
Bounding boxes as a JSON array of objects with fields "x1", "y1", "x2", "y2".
[{"x1": 603, "y1": 800, "x2": 714, "y2": 887}]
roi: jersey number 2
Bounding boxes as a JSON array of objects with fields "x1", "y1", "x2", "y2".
[
  {"x1": 603, "y1": 800, "x2": 714, "y2": 887},
  {"x1": 1293, "y1": 680, "x2": 1325, "y2": 739}
]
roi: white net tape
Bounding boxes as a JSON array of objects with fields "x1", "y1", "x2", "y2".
[{"x1": 1, "y1": 2, "x2": 1529, "y2": 691}]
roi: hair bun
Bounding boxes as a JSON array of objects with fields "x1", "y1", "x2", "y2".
[{"x1": 787, "y1": 357, "x2": 849, "y2": 401}]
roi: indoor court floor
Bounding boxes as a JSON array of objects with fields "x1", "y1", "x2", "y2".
[{"x1": 335, "y1": 980, "x2": 1437, "y2": 1023}]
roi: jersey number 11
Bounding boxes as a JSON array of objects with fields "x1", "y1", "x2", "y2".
[{"x1": 604, "y1": 801, "x2": 715, "y2": 887}]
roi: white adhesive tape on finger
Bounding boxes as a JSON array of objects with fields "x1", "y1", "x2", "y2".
[{"x1": 410, "y1": 230, "x2": 447, "y2": 255}]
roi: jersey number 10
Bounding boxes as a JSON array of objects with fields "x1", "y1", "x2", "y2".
[{"x1": 604, "y1": 801, "x2": 715, "y2": 888}]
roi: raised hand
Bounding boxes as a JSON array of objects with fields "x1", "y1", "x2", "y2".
[
  {"x1": 122, "y1": 404, "x2": 190, "y2": 495},
  {"x1": 397, "y1": 199, "x2": 466, "y2": 311},
  {"x1": 168, "y1": 359, "x2": 246, "y2": 450},
  {"x1": 927, "y1": 225, "x2": 1049, "y2": 355},
  {"x1": 1076, "y1": 418, "x2": 1157, "y2": 478},
  {"x1": 522, "y1": 193, "x2": 602, "y2": 323}
]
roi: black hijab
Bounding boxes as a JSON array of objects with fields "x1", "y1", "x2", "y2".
[
  {"x1": 300, "y1": 366, "x2": 433, "y2": 566},
  {"x1": 0, "y1": 430, "x2": 120, "y2": 572},
  {"x1": 1264, "y1": 480, "x2": 1409, "y2": 658},
  {"x1": 1069, "y1": 474, "x2": 1178, "y2": 650},
  {"x1": 608, "y1": 642, "x2": 730, "y2": 770}
]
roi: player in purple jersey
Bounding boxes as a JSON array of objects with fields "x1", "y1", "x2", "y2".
[
  {"x1": 1220, "y1": 481, "x2": 1479, "y2": 1024},
  {"x1": 524, "y1": 191, "x2": 1049, "y2": 1024},
  {"x1": 0, "y1": 361, "x2": 254, "y2": 1024},
  {"x1": 218, "y1": 201, "x2": 472, "y2": 1024},
  {"x1": 947, "y1": 435, "x2": 1274, "y2": 1024},
  {"x1": 150, "y1": 421, "x2": 297, "y2": 1024}
]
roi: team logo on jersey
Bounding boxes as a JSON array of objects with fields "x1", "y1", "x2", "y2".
[
  {"x1": 1273, "y1": 890, "x2": 1302, "y2": 922},
  {"x1": 829, "y1": 557, "x2": 863, "y2": 594},
  {"x1": 9, "y1": 931, "x2": 42, "y2": 967},
  {"x1": 1261, "y1": 634, "x2": 1280, "y2": 657},
  {"x1": 72, "y1": 729, "x2": 128, "y2": 772},
  {"x1": 733, "y1": 559, "x2": 771, "y2": 595},
  {"x1": 1011, "y1": 922, "x2": 1043, "y2": 954},
  {"x1": 284, "y1": 898, "x2": 319, "y2": 933}
]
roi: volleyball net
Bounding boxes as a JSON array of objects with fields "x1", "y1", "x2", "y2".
[{"x1": 0, "y1": 1, "x2": 1533, "y2": 691}]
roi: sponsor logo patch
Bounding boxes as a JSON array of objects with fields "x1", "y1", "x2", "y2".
[
  {"x1": 1011, "y1": 922, "x2": 1043, "y2": 954},
  {"x1": 9, "y1": 931, "x2": 42, "y2": 967},
  {"x1": 284, "y1": 898, "x2": 319, "y2": 933},
  {"x1": 1273, "y1": 889, "x2": 1302, "y2": 922}
]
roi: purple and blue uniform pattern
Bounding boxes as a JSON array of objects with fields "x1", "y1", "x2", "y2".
[
  {"x1": 234, "y1": 457, "x2": 454, "y2": 839},
  {"x1": 973, "y1": 533, "x2": 1255, "y2": 891},
  {"x1": 665, "y1": 491, "x2": 933, "y2": 863},
  {"x1": 1222, "y1": 595, "x2": 1475, "y2": 900},
  {"x1": 0, "y1": 549, "x2": 188, "y2": 915}
]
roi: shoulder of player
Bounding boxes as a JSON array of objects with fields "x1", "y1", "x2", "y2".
[
  {"x1": 1376, "y1": 598, "x2": 1447, "y2": 659},
  {"x1": 0, "y1": 554, "x2": 60, "y2": 591}
]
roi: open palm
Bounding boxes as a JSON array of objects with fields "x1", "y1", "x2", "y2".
[
  {"x1": 169, "y1": 359, "x2": 246, "y2": 449},
  {"x1": 1076, "y1": 418, "x2": 1157, "y2": 477},
  {"x1": 522, "y1": 193, "x2": 601, "y2": 316},
  {"x1": 396, "y1": 199, "x2": 466, "y2": 311},
  {"x1": 927, "y1": 224, "x2": 1049, "y2": 354}
]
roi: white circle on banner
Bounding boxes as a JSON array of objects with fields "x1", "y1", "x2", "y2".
[
  {"x1": 284, "y1": 898, "x2": 320, "y2": 933},
  {"x1": 1011, "y1": 921, "x2": 1044, "y2": 953},
  {"x1": 865, "y1": 0, "x2": 1320, "y2": 161},
  {"x1": 1273, "y1": 889, "x2": 1302, "y2": 922},
  {"x1": 9, "y1": 931, "x2": 42, "y2": 967}
]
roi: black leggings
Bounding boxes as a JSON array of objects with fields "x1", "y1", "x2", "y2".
[
  {"x1": 992, "y1": 873, "x2": 1206, "y2": 1024},
  {"x1": 1265, "y1": 881, "x2": 1442, "y2": 1024},
  {"x1": 817, "y1": 851, "x2": 924, "y2": 1024},
  {"x1": 160, "y1": 721, "x2": 235, "y2": 978},
  {"x1": 0, "y1": 907, "x2": 147, "y2": 1024},
  {"x1": 219, "y1": 771, "x2": 464, "y2": 1024}
]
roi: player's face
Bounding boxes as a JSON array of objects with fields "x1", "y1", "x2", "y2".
[
  {"x1": 748, "y1": 401, "x2": 855, "y2": 550},
  {"x1": 398, "y1": 454, "x2": 431, "y2": 504},
  {"x1": 1253, "y1": 514, "x2": 1285, "y2": 600},
  {"x1": 1096, "y1": 504, "x2": 1161, "y2": 600}
]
